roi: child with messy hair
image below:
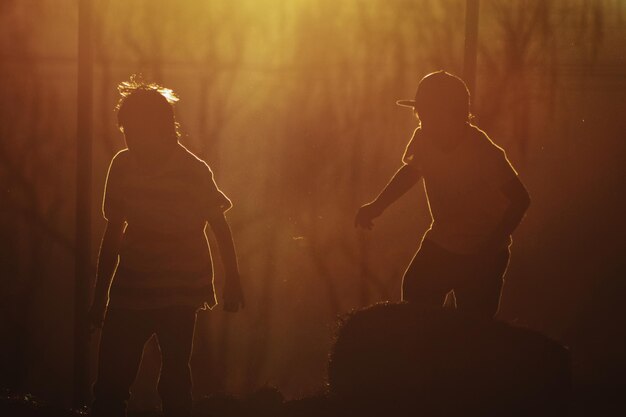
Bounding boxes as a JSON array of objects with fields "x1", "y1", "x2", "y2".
[{"x1": 88, "y1": 76, "x2": 244, "y2": 417}]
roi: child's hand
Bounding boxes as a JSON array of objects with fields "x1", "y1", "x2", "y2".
[
  {"x1": 355, "y1": 202, "x2": 383, "y2": 230},
  {"x1": 87, "y1": 299, "x2": 108, "y2": 332},
  {"x1": 223, "y1": 274, "x2": 245, "y2": 313}
]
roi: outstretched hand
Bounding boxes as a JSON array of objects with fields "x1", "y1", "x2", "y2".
[
  {"x1": 354, "y1": 202, "x2": 383, "y2": 230},
  {"x1": 223, "y1": 274, "x2": 245, "y2": 313}
]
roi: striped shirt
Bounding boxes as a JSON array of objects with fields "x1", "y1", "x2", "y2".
[{"x1": 102, "y1": 144, "x2": 232, "y2": 310}]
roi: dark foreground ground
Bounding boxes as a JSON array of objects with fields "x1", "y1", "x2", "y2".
[
  {"x1": 2, "y1": 386, "x2": 625, "y2": 417},
  {"x1": 2, "y1": 303, "x2": 624, "y2": 416}
]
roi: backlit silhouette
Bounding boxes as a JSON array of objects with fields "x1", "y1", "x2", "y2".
[
  {"x1": 355, "y1": 71, "x2": 530, "y2": 318},
  {"x1": 87, "y1": 75, "x2": 244, "y2": 417}
]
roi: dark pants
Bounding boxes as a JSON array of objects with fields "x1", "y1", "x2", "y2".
[
  {"x1": 402, "y1": 239, "x2": 510, "y2": 318},
  {"x1": 92, "y1": 306, "x2": 197, "y2": 417}
]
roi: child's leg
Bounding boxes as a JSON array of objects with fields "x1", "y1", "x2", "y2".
[
  {"x1": 154, "y1": 306, "x2": 197, "y2": 417},
  {"x1": 401, "y1": 239, "x2": 456, "y2": 307},
  {"x1": 92, "y1": 308, "x2": 154, "y2": 417},
  {"x1": 453, "y1": 248, "x2": 510, "y2": 319}
]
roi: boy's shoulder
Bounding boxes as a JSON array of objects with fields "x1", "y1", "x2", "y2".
[
  {"x1": 468, "y1": 124, "x2": 506, "y2": 154},
  {"x1": 112, "y1": 148, "x2": 130, "y2": 160},
  {"x1": 468, "y1": 123, "x2": 496, "y2": 144},
  {"x1": 178, "y1": 143, "x2": 210, "y2": 169},
  {"x1": 109, "y1": 148, "x2": 130, "y2": 171}
]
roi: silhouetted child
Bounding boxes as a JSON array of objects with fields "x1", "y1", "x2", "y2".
[
  {"x1": 87, "y1": 76, "x2": 244, "y2": 417},
  {"x1": 355, "y1": 71, "x2": 530, "y2": 318}
]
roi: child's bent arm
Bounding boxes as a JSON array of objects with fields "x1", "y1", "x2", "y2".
[
  {"x1": 355, "y1": 164, "x2": 421, "y2": 229},
  {"x1": 480, "y1": 176, "x2": 531, "y2": 252},
  {"x1": 93, "y1": 220, "x2": 125, "y2": 306},
  {"x1": 208, "y1": 213, "x2": 244, "y2": 312},
  {"x1": 208, "y1": 213, "x2": 239, "y2": 277},
  {"x1": 496, "y1": 175, "x2": 531, "y2": 237},
  {"x1": 373, "y1": 164, "x2": 422, "y2": 211},
  {"x1": 88, "y1": 220, "x2": 124, "y2": 329}
]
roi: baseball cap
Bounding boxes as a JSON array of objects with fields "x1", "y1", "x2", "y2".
[{"x1": 396, "y1": 71, "x2": 470, "y2": 117}]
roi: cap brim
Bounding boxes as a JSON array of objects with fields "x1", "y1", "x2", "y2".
[{"x1": 396, "y1": 99, "x2": 416, "y2": 108}]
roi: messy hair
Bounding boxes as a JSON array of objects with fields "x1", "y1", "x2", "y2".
[{"x1": 115, "y1": 74, "x2": 181, "y2": 141}]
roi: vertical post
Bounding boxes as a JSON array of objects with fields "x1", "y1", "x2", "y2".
[
  {"x1": 463, "y1": 0, "x2": 480, "y2": 97},
  {"x1": 75, "y1": 0, "x2": 93, "y2": 408}
]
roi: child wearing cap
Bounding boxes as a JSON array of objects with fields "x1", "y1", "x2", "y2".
[
  {"x1": 355, "y1": 71, "x2": 530, "y2": 318},
  {"x1": 88, "y1": 76, "x2": 244, "y2": 417}
]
